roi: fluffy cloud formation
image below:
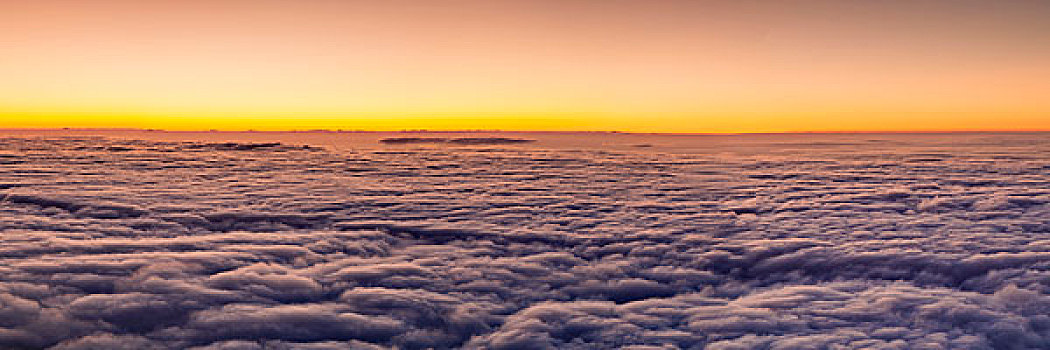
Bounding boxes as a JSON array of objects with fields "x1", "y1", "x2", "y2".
[{"x1": 1, "y1": 135, "x2": 1049, "y2": 349}]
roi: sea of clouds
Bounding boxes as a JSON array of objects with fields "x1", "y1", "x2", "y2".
[{"x1": 1, "y1": 135, "x2": 1049, "y2": 349}]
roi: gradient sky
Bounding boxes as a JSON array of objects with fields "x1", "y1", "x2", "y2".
[{"x1": 2, "y1": 0, "x2": 1049, "y2": 132}]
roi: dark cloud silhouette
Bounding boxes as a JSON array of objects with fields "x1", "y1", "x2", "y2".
[{"x1": 1, "y1": 135, "x2": 1049, "y2": 348}]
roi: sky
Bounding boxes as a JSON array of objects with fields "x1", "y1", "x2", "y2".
[
  {"x1": 4, "y1": 134, "x2": 1050, "y2": 348},
  {"x1": 1, "y1": 0, "x2": 1049, "y2": 133}
]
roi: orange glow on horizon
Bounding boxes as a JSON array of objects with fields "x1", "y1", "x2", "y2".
[{"x1": 2, "y1": 1, "x2": 1049, "y2": 133}]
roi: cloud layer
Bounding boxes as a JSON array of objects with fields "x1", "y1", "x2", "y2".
[{"x1": 1, "y1": 135, "x2": 1049, "y2": 349}]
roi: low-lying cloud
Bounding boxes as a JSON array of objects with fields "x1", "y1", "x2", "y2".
[{"x1": 1, "y1": 135, "x2": 1049, "y2": 349}]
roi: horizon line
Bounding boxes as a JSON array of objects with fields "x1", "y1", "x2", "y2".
[{"x1": 1, "y1": 127, "x2": 1049, "y2": 136}]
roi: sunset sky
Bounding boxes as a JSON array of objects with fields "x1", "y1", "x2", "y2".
[{"x1": 2, "y1": 0, "x2": 1048, "y2": 132}]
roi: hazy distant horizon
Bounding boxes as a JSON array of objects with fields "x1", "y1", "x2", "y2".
[{"x1": 3, "y1": 127, "x2": 1049, "y2": 135}]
